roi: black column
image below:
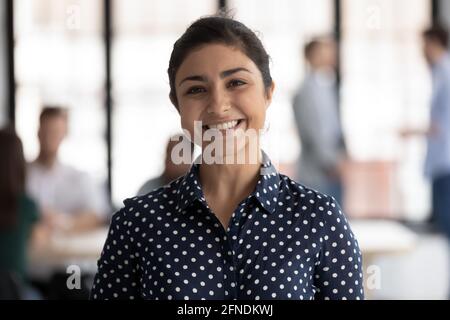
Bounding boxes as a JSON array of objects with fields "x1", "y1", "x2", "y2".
[
  {"x1": 334, "y1": 0, "x2": 346, "y2": 151},
  {"x1": 6, "y1": 0, "x2": 15, "y2": 127},
  {"x1": 334, "y1": 0, "x2": 342, "y2": 91},
  {"x1": 431, "y1": 0, "x2": 440, "y2": 24},
  {"x1": 104, "y1": 0, "x2": 113, "y2": 205},
  {"x1": 218, "y1": 0, "x2": 227, "y2": 11}
]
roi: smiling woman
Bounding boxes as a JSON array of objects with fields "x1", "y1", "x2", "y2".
[{"x1": 91, "y1": 15, "x2": 364, "y2": 300}]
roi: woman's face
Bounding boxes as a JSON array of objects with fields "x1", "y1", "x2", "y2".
[{"x1": 174, "y1": 43, "x2": 274, "y2": 162}]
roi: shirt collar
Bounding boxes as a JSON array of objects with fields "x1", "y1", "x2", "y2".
[
  {"x1": 175, "y1": 150, "x2": 281, "y2": 215},
  {"x1": 175, "y1": 164, "x2": 207, "y2": 213}
]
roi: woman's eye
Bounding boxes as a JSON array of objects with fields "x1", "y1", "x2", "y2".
[
  {"x1": 186, "y1": 87, "x2": 206, "y2": 95},
  {"x1": 228, "y1": 79, "x2": 246, "y2": 88}
]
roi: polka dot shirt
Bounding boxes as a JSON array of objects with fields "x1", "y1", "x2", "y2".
[{"x1": 91, "y1": 152, "x2": 364, "y2": 300}]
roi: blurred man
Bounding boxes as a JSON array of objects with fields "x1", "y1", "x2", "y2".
[
  {"x1": 27, "y1": 106, "x2": 109, "y2": 234},
  {"x1": 401, "y1": 25, "x2": 450, "y2": 298},
  {"x1": 137, "y1": 134, "x2": 194, "y2": 195},
  {"x1": 402, "y1": 26, "x2": 450, "y2": 235},
  {"x1": 292, "y1": 37, "x2": 347, "y2": 203}
]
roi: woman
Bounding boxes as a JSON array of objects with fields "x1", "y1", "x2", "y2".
[
  {"x1": 91, "y1": 16, "x2": 364, "y2": 300},
  {"x1": 0, "y1": 127, "x2": 40, "y2": 299}
]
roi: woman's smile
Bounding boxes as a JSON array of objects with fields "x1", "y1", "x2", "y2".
[{"x1": 202, "y1": 118, "x2": 247, "y2": 133}]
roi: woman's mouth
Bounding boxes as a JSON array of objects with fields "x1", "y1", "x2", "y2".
[{"x1": 203, "y1": 119, "x2": 245, "y2": 131}]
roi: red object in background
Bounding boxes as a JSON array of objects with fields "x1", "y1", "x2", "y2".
[{"x1": 342, "y1": 161, "x2": 401, "y2": 219}]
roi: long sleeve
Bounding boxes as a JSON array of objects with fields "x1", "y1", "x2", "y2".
[
  {"x1": 313, "y1": 197, "x2": 364, "y2": 300},
  {"x1": 90, "y1": 205, "x2": 141, "y2": 300}
]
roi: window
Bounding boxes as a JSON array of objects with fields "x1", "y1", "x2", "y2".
[
  {"x1": 111, "y1": 0, "x2": 217, "y2": 206},
  {"x1": 229, "y1": 0, "x2": 334, "y2": 174},
  {"x1": 341, "y1": 0, "x2": 432, "y2": 220},
  {"x1": 12, "y1": 0, "x2": 433, "y2": 220},
  {"x1": 14, "y1": 0, "x2": 107, "y2": 186}
]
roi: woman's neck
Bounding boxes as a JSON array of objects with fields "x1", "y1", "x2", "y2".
[{"x1": 199, "y1": 147, "x2": 263, "y2": 201}]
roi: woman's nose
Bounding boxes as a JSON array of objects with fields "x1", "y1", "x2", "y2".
[{"x1": 207, "y1": 87, "x2": 231, "y2": 114}]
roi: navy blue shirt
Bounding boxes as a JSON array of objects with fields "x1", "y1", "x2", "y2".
[{"x1": 91, "y1": 153, "x2": 364, "y2": 300}]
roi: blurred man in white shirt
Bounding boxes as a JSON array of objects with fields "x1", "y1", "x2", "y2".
[{"x1": 27, "y1": 106, "x2": 109, "y2": 234}]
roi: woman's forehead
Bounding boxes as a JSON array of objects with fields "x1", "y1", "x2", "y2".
[{"x1": 176, "y1": 44, "x2": 257, "y2": 80}]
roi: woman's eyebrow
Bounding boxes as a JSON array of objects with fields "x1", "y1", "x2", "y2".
[
  {"x1": 178, "y1": 75, "x2": 206, "y2": 87},
  {"x1": 178, "y1": 67, "x2": 251, "y2": 87},
  {"x1": 220, "y1": 67, "x2": 252, "y2": 78}
]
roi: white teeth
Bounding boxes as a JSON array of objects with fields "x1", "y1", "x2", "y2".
[{"x1": 207, "y1": 120, "x2": 239, "y2": 130}]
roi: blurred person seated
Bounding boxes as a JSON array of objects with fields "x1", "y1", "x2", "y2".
[
  {"x1": 26, "y1": 106, "x2": 109, "y2": 236},
  {"x1": 0, "y1": 127, "x2": 41, "y2": 299},
  {"x1": 292, "y1": 37, "x2": 347, "y2": 204},
  {"x1": 137, "y1": 134, "x2": 194, "y2": 195}
]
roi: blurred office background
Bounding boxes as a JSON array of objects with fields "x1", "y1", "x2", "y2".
[{"x1": 0, "y1": 0, "x2": 449, "y2": 299}]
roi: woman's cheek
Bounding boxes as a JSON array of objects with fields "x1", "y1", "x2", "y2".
[
  {"x1": 181, "y1": 118, "x2": 192, "y2": 133},
  {"x1": 247, "y1": 108, "x2": 266, "y2": 131},
  {"x1": 181, "y1": 116, "x2": 202, "y2": 146},
  {"x1": 179, "y1": 112, "x2": 191, "y2": 132}
]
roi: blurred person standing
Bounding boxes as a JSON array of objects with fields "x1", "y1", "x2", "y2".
[
  {"x1": 26, "y1": 106, "x2": 109, "y2": 235},
  {"x1": 401, "y1": 25, "x2": 450, "y2": 297},
  {"x1": 0, "y1": 127, "x2": 40, "y2": 299},
  {"x1": 402, "y1": 26, "x2": 450, "y2": 237},
  {"x1": 137, "y1": 133, "x2": 194, "y2": 195},
  {"x1": 422, "y1": 26, "x2": 450, "y2": 237},
  {"x1": 292, "y1": 38, "x2": 347, "y2": 204}
]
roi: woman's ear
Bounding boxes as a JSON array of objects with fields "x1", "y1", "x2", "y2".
[{"x1": 265, "y1": 81, "x2": 275, "y2": 109}]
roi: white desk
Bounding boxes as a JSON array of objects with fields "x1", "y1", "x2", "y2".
[
  {"x1": 28, "y1": 219, "x2": 418, "y2": 298},
  {"x1": 350, "y1": 219, "x2": 417, "y2": 255},
  {"x1": 349, "y1": 219, "x2": 418, "y2": 299},
  {"x1": 28, "y1": 228, "x2": 109, "y2": 280}
]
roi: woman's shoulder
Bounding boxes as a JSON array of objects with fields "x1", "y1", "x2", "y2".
[
  {"x1": 278, "y1": 174, "x2": 344, "y2": 222},
  {"x1": 278, "y1": 174, "x2": 332, "y2": 203},
  {"x1": 19, "y1": 193, "x2": 39, "y2": 222},
  {"x1": 112, "y1": 175, "x2": 186, "y2": 224},
  {"x1": 278, "y1": 174, "x2": 356, "y2": 244},
  {"x1": 19, "y1": 193, "x2": 36, "y2": 207}
]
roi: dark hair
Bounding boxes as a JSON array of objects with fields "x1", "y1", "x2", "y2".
[
  {"x1": 304, "y1": 40, "x2": 321, "y2": 61},
  {"x1": 304, "y1": 37, "x2": 334, "y2": 61},
  {"x1": 168, "y1": 15, "x2": 272, "y2": 108},
  {"x1": 0, "y1": 127, "x2": 26, "y2": 229},
  {"x1": 423, "y1": 25, "x2": 449, "y2": 49},
  {"x1": 39, "y1": 105, "x2": 68, "y2": 124}
]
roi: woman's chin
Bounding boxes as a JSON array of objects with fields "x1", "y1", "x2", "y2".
[{"x1": 201, "y1": 140, "x2": 260, "y2": 164}]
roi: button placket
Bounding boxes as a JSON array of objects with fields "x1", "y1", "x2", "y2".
[{"x1": 225, "y1": 201, "x2": 252, "y2": 299}]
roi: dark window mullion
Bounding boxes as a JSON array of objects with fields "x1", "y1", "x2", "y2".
[
  {"x1": 218, "y1": 0, "x2": 227, "y2": 12},
  {"x1": 104, "y1": 0, "x2": 113, "y2": 206},
  {"x1": 334, "y1": 0, "x2": 346, "y2": 151},
  {"x1": 334, "y1": 0, "x2": 341, "y2": 89},
  {"x1": 6, "y1": 0, "x2": 15, "y2": 127},
  {"x1": 431, "y1": 0, "x2": 440, "y2": 24}
]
